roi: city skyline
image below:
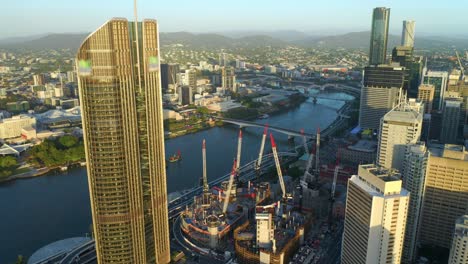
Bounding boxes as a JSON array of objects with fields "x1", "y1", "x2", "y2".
[{"x1": 2, "y1": 0, "x2": 468, "y2": 39}]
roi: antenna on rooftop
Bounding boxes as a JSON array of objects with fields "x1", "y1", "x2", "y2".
[{"x1": 134, "y1": 0, "x2": 142, "y2": 92}]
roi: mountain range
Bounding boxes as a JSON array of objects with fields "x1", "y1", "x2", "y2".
[{"x1": 1, "y1": 30, "x2": 467, "y2": 51}]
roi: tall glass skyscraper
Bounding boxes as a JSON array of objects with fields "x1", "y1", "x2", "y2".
[
  {"x1": 369, "y1": 7, "x2": 390, "y2": 65},
  {"x1": 77, "y1": 18, "x2": 170, "y2": 263}
]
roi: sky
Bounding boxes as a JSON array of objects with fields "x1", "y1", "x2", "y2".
[{"x1": 2, "y1": 0, "x2": 468, "y2": 39}]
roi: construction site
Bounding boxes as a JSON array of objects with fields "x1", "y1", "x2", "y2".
[{"x1": 175, "y1": 125, "x2": 346, "y2": 263}]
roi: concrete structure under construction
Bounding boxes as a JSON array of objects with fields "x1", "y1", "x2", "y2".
[
  {"x1": 179, "y1": 182, "x2": 271, "y2": 250},
  {"x1": 234, "y1": 200, "x2": 308, "y2": 264}
]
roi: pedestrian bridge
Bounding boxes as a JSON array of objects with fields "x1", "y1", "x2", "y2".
[{"x1": 213, "y1": 117, "x2": 317, "y2": 138}]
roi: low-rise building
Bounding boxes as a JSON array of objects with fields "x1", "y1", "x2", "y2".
[{"x1": 0, "y1": 115, "x2": 36, "y2": 139}]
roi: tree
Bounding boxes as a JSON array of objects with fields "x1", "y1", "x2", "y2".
[
  {"x1": 58, "y1": 135, "x2": 78, "y2": 148},
  {"x1": 0, "y1": 156, "x2": 17, "y2": 168}
]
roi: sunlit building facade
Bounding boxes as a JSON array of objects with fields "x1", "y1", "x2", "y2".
[{"x1": 77, "y1": 18, "x2": 170, "y2": 263}]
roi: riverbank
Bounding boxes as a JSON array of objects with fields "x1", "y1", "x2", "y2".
[{"x1": 0, "y1": 162, "x2": 86, "y2": 184}]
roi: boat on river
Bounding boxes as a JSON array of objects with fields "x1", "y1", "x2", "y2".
[{"x1": 168, "y1": 150, "x2": 182, "y2": 163}]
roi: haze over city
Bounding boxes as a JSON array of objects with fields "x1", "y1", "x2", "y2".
[{"x1": 2, "y1": 0, "x2": 468, "y2": 39}]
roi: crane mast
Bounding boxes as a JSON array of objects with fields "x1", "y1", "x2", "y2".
[
  {"x1": 315, "y1": 127, "x2": 320, "y2": 178},
  {"x1": 236, "y1": 129, "x2": 242, "y2": 171},
  {"x1": 223, "y1": 159, "x2": 237, "y2": 214},
  {"x1": 270, "y1": 133, "x2": 286, "y2": 198},
  {"x1": 202, "y1": 139, "x2": 209, "y2": 193},
  {"x1": 256, "y1": 125, "x2": 268, "y2": 170}
]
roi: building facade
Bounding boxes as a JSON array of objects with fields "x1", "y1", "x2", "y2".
[
  {"x1": 359, "y1": 65, "x2": 405, "y2": 130},
  {"x1": 222, "y1": 67, "x2": 237, "y2": 92},
  {"x1": 448, "y1": 215, "x2": 468, "y2": 264},
  {"x1": 417, "y1": 84, "x2": 435, "y2": 114},
  {"x1": 77, "y1": 18, "x2": 170, "y2": 263},
  {"x1": 422, "y1": 70, "x2": 448, "y2": 111},
  {"x1": 419, "y1": 144, "x2": 468, "y2": 249},
  {"x1": 160, "y1": 63, "x2": 179, "y2": 92},
  {"x1": 369, "y1": 7, "x2": 390, "y2": 65},
  {"x1": 341, "y1": 164, "x2": 409, "y2": 264},
  {"x1": 0, "y1": 115, "x2": 36, "y2": 139},
  {"x1": 440, "y1": 99, "x2": 462, "y2": 144},
  {"x1": 377, "y1": 101, "x2": 423, "y2": 172},
  {"x1": 401, "y1": 142, "x2": 429, "y2": 263}
]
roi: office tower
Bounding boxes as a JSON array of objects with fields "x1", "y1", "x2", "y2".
[
  {"x1": 77, "y1": 18, "x2": 170, "y2": 263},
  {"x1": 359, "y1": 65, "x2": 405, "y2": 130},
  {"x1": 369, "y1": 7, "x2": 390, "y2": 65},
  {"x1": 401, "y1": 20, "x2": 415, "y2": 48},
  {"x1": 178, "y1": 86, "x2": 192, "y2": 105},
  {"x1": 222, "y1": 67, "x2": 237, "y2": 92},
  {"x1": 377, "y1": 100, "x2": 423, "y2": 172},
  {"x1": 440, "y1": 100, "x2": 462, "y2": 143},
  {"x1": 402, "y1": 142, "x2": 429, "y2": 263},
  {"x1": 418, "y1": 84, "x2": 435, "y2": 114},
  {"x1": 341, "y1": 164, "x2": 409, "y2": 264},
  {"x1": 33, "y1": 74, "x2": 44, "y2": 86},
  {"x1": 392, "y1": 46, "x2": 423, "y2": 97},
  {"x1": 186, "y1": 69, "x2": 196, "y2": 89},
  {"x1": 160, "y1": 63, "x2": 179, "y2": 92},
  {"x1": 67, "y1": 70, "x2": 76, "y2": 83},
  {"x1": 422, "y1": 70, "x2": 449, "y2": 111},
  {"x1": 448, "y1": 215, "x2": 468, "y2": 264},
  {"x1": 419, "y1": 144, "x2": 468, "y2": 249}
]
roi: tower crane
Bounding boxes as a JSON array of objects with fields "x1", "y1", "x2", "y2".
[
  {"x1": 236, "y1": 129, "x2": 242, "y2": 172},
  {"x1": 270, "y1": 133, "x2": 287, "y2": 199},
  {"x1": 328, "y1": 151, "x2": 341, "y2": 228},
  {"x1": 256, "y1": 125, "x2": 269, "y2": 171},
  {"x1": 202, "y1": 139, "x2": 209, "y2": 194},
  {"x1": 223, "y1": 159, "x2": 237, "y2": 214},
  {"x1": 300, "y1": 151, "x2": 315, "y2": 189}
]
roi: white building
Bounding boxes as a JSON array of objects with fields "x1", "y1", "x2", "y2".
[
  {"x1": 401, "y1": 20, "x2": 415, "y2": 48},
  {"x1": 378, "y1": 101, "x2": 423, "y2": 172},
  {"x1": 0, "y1": 115, "x2": 36, "y2": 139},
  {"x1": 448, "y1": 215, "x2": 468, "y2": 264},
  {"x1": 341, "y1": 164, "x2": 409, "y2": 264},
  {"x1": 256, "y1": 212, "x2": 274, "y2": 249}
]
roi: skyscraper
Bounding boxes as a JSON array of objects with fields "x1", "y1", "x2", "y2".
[
  {"x1": 359, "y1": 65, "x2": 405, "y2": 130},
  {"x1": 401, "y1": 20, "x2": 415, "y2": 48},
  {"x1": 419, "y1": 144, "x2": 468, "y2": 249},
  {"x1": 417, "y1": 84, "x2": 435, "y2": 114},
  {"x1": 440, "y1": 99, "x2": 462, "y2": 143},
  {"x1": 391, "y1": 46, "x2": 423, "y2": 97},
  {"x1": 77, "y1": 18, "x2": 170, "y2": 263},
  {"x1": 341, "y1": 164, "x2": 409, "y2": 264},
  {"x1": 422, "y1": 70, "x2": 449, "y2": 111},
  {"x1": 402, "y1": 142, "x2": 429, "y2": 263},
  {"x1": 369, "y1": 7, "x2": 390, "y2": 65},
  {"x1": 377, "y1": 100, "x2": 423, "y2": 172},
  {"x1": 448, "y1": 215, "x2": 468, "y2": 264}
]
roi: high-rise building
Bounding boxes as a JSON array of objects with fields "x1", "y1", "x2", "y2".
[
  {"x1": 359, "y1": 65, "x2": 405, "y2": 130},
  {"x1": 77, "y1": 18, "x2": 170, "y2": 263},
  {"x1": 369, "y1": 7, "x2": 390, "y2": 65},
  {"x1": 160, "y1": 63, "x2": 179, "y2": 92},
  {"x1": 448, "y1": 215, "x2": 468, "y2": 264},
  {"x1": 418, "y1": 84, "x2": 435, "y2": 114},
  {"x1": 178, "y1": 86, "x2": 192, "y2": 105},
  {"x1": 440, "y1": 99, "x2": 462, "y2": 143},
  {"x1": 341, "y1": 164, "x2": 409, "y2": 264},
  {"x1": 391, "y1": 46, "x2": 423, "y2": 97},
  {"x1": 219, "y1": 52, "x2": 228, "y2": 67},
  {"x1": 377, "y1": 100, "x2": 423, "y2": 172},
  {"x1": 402, "y1": 142, "x2": 429, "y2": 263},
  {"x1": 401, "y1": 20, "x2": 415, "y2": 48},
  {"x1": 422, "y1": 70, "x2": 448, "y2": 111},
  {"x1": 419, "y1": 144, "x2": 468, "y2": 249},
  {"x1": 222, "y1": 67, "x2": 237, "y2": 92}
]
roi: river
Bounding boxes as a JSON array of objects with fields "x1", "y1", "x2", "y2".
[{"x1": 0, "y1": 92, "x2": 353, "y2": 263}]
